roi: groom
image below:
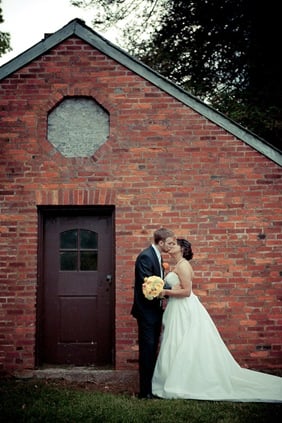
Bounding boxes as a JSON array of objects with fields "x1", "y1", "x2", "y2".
[{"x1": 131, "y1": 227, "x2": 175, "y2": 399}]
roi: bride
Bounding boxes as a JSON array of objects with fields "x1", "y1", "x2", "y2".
[{"x1": 152, "y1": 238, "x2": 282, "y2": 402}]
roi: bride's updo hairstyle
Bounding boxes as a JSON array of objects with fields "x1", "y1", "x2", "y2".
[{"x1": 177, "y1": 238, "x2": 194, "y2": 261}]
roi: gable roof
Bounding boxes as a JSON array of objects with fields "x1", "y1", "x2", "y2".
[{"x1": 1, "y1": 18, "x2": 281, "y2": 166}]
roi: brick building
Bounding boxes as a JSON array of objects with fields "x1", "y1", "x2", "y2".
[{"x1": 0, "y1": 19, "x2": 281, "y2": 377}]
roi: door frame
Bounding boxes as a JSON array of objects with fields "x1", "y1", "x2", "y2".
[{"x1": 36, "y1": 205, "x2": 115, "y2": 368}]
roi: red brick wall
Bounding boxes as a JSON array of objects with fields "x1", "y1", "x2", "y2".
[{"x1": 0, "y1": 37, "x2": 281, "y2": 375}]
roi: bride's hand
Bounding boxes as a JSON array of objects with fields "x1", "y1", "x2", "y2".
[{"x1": 158, "y1": 290, "x2": 166, "y2": 298}]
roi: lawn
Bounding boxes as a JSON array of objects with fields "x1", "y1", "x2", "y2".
[{"x1": 0, "y1": 378, "x2": 281, "y2": 423}]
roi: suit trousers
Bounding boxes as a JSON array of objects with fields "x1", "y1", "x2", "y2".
[{"x1": 137, "y1": 317, "x2": 162, "y2": 396}]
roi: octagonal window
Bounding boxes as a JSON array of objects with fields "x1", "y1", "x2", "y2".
[{"x1": 47, "y1": 97, "x2": 109, "y2": 157}]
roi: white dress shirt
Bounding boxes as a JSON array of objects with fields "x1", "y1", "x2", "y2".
[{"x1": 152, "y1": 244, "x2": 163, "y2": 278}]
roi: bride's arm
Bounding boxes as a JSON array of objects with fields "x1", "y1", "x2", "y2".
[{"x1": 162, "y1": 262, "x2": 192, "y2": 298}]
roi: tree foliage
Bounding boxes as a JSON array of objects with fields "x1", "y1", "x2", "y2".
[
  {"x1": 71, "y1": 0, "x2": 281, "y2": 150},
  {"x1": 0, "y1": 1, "x2": 11, "y2": 58},
  {"x1": 72, "y1": 0, "x2": 166, "y2": 45}
]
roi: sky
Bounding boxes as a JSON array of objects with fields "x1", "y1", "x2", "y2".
[{"x1": 0, "y1": 0, "x2": 118, "y2": 66}]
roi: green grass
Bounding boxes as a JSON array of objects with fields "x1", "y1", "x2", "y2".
[{"x1": 0, "y1": 378, "x2": 281, "y2": 423}]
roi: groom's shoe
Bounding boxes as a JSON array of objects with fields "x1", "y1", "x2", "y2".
[{"x1": 138, "y1": 393, "x2": 155, "y2": 400}]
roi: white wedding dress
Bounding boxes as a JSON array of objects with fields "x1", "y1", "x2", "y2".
[{"x1": 152, "y1": 272, "x2": 282, "y2": 402}]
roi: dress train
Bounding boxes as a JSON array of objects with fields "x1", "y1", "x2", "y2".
[{"x1": 152, "y1": 272, "x2": 282, "y2": 402}]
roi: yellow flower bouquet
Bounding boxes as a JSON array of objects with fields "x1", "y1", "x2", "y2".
[{"x1": 142, "y1": 275, "x2": 164, "y2": 300}]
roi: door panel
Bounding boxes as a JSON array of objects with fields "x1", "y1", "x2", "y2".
[{"x1": 42, "y1": 212, "x2": 114, "y2": 366}]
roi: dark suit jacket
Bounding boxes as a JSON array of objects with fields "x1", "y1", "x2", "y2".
[{"x1": 131, "y1": 245, "x2": 163, "y2": 324}]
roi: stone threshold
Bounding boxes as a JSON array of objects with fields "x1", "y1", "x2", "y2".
[{"x1": 14, "y1": 367, "x2": 139, "y2": 391}]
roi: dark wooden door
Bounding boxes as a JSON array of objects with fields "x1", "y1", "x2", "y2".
[{"x1": 42, "y1": 212, "x2": 114, "y2": 366}]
